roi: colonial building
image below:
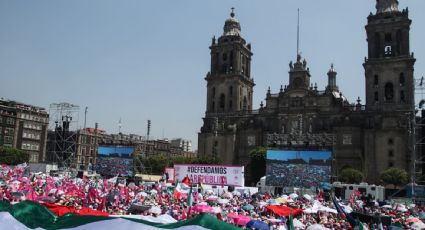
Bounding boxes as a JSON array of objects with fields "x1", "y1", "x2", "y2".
[
  {"x1": 198, "y1": 0, "x2": 417, "y2": 184},
  {"x1": 0, "y1": 98, "x2": 49, "y2": 163}
]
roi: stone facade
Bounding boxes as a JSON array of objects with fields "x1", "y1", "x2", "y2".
[
  {"x1": 0, "y1": 98, "x2": 49, "y2": 163},
  {"x1": 198, "y1": 2, "x2": 417, "y2": 185}
]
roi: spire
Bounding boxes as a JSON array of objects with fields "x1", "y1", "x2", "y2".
[
  {"x1": 223, "y1": 7, "x2": 241, "y2": 36},
  {"x1": 376, "y1": 0, "x2": 399, "y2": 14}
]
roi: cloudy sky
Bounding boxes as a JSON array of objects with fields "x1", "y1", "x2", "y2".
[{"x1": 1, "y1": 0, "x2": 424, "y2": 150}]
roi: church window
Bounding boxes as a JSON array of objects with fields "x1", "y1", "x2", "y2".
[
  {"x1": 396, "y1": 30, "x2": 402, "y2": 55},
  {"x1": 384, "y1": 82, "x2": 394, "y2": 101},
  {"x1": 388, "y1": 161, "x2": 394, "y2": 167},
  {"x1": 388, "y1": 150, "x2": 394, "y2": 157},
  {"x1": 228, "y1": 100, "x2": 232, "y2": 110},
  {"x1": 374, "y1": 75, "x2": 379, "y2": 85},
  {"x1": 219, "y1": 94, "x2": 225, "y2": 109},
  {"x1": 229, "y1": 86, "x2": 233, "y2": 96},
  {"x1": 214, "y1": 53, "x2": 219, "y2": 71},
  {"x1": 399, "y1": 72, "x2": 405, "y2": 86},
  {"x1": 384, "y1": 33, "x2": 392, "y2": 43},
  {"x1": 222, "y1": 53, "x2": 227, "y2": 61},
  {"x1": 374, "y1": 91, "x2": 379, "y2": 102},
  {"x1": 388, "y1": 138, "x2": 394, "y2": 145},
  {"x1": 211, "y1": 101, "x2": 215, "y2": 112},
  {"x1": 212, "y1": 87, "x2": 216, "y2": 98},
  {"x1": 374, "y1": 33, "x2": 380, "y2": 55},
  {"x1": 400, "y1": 90, "x2": 405, "y2": 102},
  {"x1": 221, "y1": 64, "x2": 227, "y2": 73}
]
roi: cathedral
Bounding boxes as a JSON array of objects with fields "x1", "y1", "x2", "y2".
[{"x1": 198, "y1": 0, "x2": 417, "y2": 185}]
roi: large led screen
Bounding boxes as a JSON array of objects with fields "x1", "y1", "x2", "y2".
[
  {"x1": 94, "y1": 146, "x2": 134, "y2": 177},
  {"x1": 265, "y1": 150, "x2": 332, "y2": 188}
]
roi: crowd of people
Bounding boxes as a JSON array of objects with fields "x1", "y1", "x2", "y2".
[
  {"x1": 266, "y1": 163, "x2": 330, "y2": 188},
  {"x1": 1, "y1": 163, "x2": 425, "y2": 229}
]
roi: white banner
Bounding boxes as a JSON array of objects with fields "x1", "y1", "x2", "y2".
[{"x1": 174, "y1": 164, "x2": 244, "y2": 187}]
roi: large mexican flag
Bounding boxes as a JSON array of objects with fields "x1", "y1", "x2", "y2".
[{"x1": 0, "y1": 201, "x2": 240, "y2": 230}]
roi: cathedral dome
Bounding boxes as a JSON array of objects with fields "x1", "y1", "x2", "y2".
[{"x1": 223, "y1": 8, "x2": 241, "y2": 36}]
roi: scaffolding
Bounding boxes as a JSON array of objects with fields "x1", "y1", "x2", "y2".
[
  {"x1": 48, "y1": 103, "x2": 80, "y2": 169},
  {"x1": 414, "y1": 77, "x2": 425, "y2": 185}
]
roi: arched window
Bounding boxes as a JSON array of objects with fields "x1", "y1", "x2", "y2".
[
  {"x1": 211, "y1": 101, "x2": 215, "y2": 112},
  {"x1": 399, "y1": 72, "x2": 405, "y2": 86},
  {"x1": 229, "y1": 86, "x2": 233, "y2": 96},
  {"x1": 243, "y1": 96, "x2": 247, "y2": 110},
  {"x1": 374, "y1": 91, "x2": 379, "y2": 102},
  {"x1": 212, "y1": 87, "x2": 216, "y2": 98},
  {"x1": 221, "y1": 64, "x2": 227, "y2": 73},
  {"x1": 400, "y1": 90, "x2": 405, "y2": 102},
  {"x1": 222, "y1": 53, "x2": 227, "y2": 61},
  {"x1": 374, "y1": 75, "x2": 379, "y2": 86},
  {"x1": 384, "y1": 82, "x2": 394, "y2": 101},
  {"x1": 219, "y1": 94, "x2": 225, "y2": 109},
  {"x1": 228, "y1": 100, "x2": 232, "y2": 110}
]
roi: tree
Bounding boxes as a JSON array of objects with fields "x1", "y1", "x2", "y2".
[
  {"x1": 0, "y1": 146, "x2": 29, "y2": 165},
  {"x1": 248, "y1": 146, "x2": 267, "y2": 185},
  {"x1": 338, "y1": 168, "x2": 364, "y2": 184},
  {"x1": 380, "y1": 167, "x2": 408, "y2": 188}
]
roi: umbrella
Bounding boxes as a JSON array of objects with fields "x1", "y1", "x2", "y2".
[
  {"x1": 138, "y1": 192, "x2": 148, "y2": 197},
  {"x1": 149, "y1": 189, "x2": 158, "y2": 194},
  {"x1": 212, "y1": 207, "x2": 222, "y2": 214},
  {"x1": 303, "y1": 194, "x2": 312, "y2": 201},
  {"x1": 193, "y1": 204, "x2": 214, "y2": 213},
  {"x1": 306, "y1": 224, "x2": 330, "y2": 230},
  {"x1": 207, "y1": 195, "x2": 218, "y2": 201},
  {"x1": 227, "y1": 212, "x2": 239, "y2": 219},
  {"x1": 267, "y1": 218, "x2": 282, "y2": 223},
  {"x1": 411, "y1": 221, "x2": 425, "y2": 230},
  {"x1": 276, "y1": 197, "x2": 286, "y2": 204},
  {"x1": 246, "y1": 220, "x2": 269, "y2": 230},
  {"x1": 234, "y1": 215, "x2": 251, "y2": 226},
  {"x1": 217, "y1": 198, "x2": 230, "y2": 204},
  {"x1": 407, "y1": 217, "x2": 421, "y2": 223},
  {"x1": 293, "y1": 218, "x2": 305, "y2": 229},
  {"x1": 149, "y1": 206, "x2": 161, "y2": 215},
  {"x1": 289, "y1": 193, "x2": 298, "y2": 199},
  {"x1": 242, "y1": 204, "x2": 254, "y2": 211},
  {"x1": 267, "y1": 199, "x2": 281, "y2": 205}
]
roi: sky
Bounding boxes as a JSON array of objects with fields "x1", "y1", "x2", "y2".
[
  {"x1": 1, "y1": 1, "x2": 424, "y2": 151},
  {"x1": 267, "y1": 150, "x2": 331, "y2": 162}
]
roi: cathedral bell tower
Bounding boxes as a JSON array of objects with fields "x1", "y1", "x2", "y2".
[
  {"x1": 205, "y1": 9, "x2": 255, "y2": 115},
  {"x1": 364, "y1": 0, "x2": 415, "y2": 111}
]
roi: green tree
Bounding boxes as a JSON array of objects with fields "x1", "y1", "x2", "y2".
[
  {"x1": 338, "y1": 168, "x2": 364, "y2": 184},
  {"x1": 249, "y1": 146, "x2": 267, "y2": 184},
  {"x1": 0, "y1": 146, "x2": 29, "y2": 165},
  {"x1": 380, "y1": 167, "x2": 408, "y2": 188}
]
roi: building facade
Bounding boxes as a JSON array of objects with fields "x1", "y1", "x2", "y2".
[
  {"x1": 198, "y1": 1, "x2": 418, "y2": 185},
  {"x1": 0, "y1": 98, "x2": 49, "y2": 163}
]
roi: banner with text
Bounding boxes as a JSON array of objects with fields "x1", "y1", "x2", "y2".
[{"x1": 174, "y1": 164, "x2": 244, "y2": 187}]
